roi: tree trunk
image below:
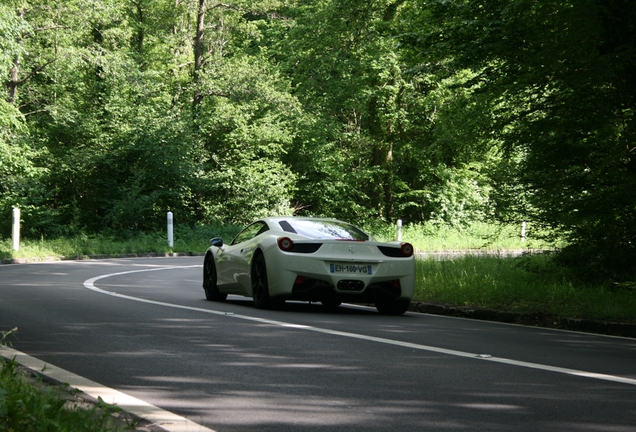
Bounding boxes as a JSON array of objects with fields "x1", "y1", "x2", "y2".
[
  {"x1": 193, "y1": 0, "x2": 206, "y2": 110},
  {"x1": 6, "y1": 7, "x2": 26, "y2": 104}
]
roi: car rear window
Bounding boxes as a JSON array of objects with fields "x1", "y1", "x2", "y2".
[{"x1": 280, "y1": 219, "x2": 369, "y2": 241}]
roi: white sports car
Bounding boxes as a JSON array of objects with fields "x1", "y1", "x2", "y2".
[{"x1": 203, "y1": 217, "x2": 416, "y2": 315}]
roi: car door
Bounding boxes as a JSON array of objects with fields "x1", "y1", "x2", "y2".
[{"x1": 219, "y1": 221, "x2": 269, "y2": 295}]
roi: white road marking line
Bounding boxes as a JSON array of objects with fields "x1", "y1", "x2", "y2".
[
  {"x1": 0, "y1": 345, "x2": 216, "y2": 432},
  {"x1": 82, "y1": 265, "x2": 636, "y2": 388}
]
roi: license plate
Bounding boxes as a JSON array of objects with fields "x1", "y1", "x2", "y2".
[{"x1": 330, "y1": 263, "x2": 373, "y2": 275}]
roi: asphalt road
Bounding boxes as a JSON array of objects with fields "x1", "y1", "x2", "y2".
[{"x1": 1, "y1": 257, "x2": 635, "y2": 432}]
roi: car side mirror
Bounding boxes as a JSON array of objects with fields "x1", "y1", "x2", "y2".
[{"x1": 210, "y1": 237, "x2": 224, "y2": 248}]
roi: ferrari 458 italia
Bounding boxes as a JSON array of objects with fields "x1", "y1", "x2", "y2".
[{"x1": 203, "y1": 217, "x2": 415, "y2": 315}]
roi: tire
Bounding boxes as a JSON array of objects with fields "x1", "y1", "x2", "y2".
[
  {"x1": 375, "y1": 298, "x2": 410, "y2": 316},
  {"x1": 203, "y1": 254, "x2": 227, "y2": 301},
  {"x1": 251, "y1": 253, "x2": 282, "y2": 309},
  {"x1": 320, "y1": 299, "x2": 342, "y2": 310}
]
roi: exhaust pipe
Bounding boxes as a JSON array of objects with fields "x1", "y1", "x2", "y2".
[{"x1": 337, "y1": 280, "x2": 365, "y2": 291}]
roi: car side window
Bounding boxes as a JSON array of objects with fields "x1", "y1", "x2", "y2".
[{"x1": 231, "y1": 221, "x2": 269, "y2": 245}]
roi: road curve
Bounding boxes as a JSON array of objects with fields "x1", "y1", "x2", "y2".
[{"x1": 2, "y1": 257, "x2": 636, "y2": 432}]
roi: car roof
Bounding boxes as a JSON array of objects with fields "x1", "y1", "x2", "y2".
[{"x1": 262, "y1": 216, "x2": 341, "y2": 224}]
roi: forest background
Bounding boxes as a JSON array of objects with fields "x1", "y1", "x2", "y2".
[{"x1": 1, "y1": 0, "x2": 635, "y2": 283}]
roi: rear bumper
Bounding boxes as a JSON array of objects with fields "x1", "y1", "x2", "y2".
[
  {"x1": 290, "y1": 278, "x2": 407, "y2": 304},
  {"x1": 264, "y1": 249, "x2": 415, "y2": 302}
]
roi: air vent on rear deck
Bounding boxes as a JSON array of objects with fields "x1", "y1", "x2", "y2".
[
  {"x1": 378, "y1": 246, "x2": 405, "y2": 257},
  {"x1": 290, "y1": 243, "x2": 322, "y2": 253}
]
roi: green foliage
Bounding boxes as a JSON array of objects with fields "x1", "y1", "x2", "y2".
[
  {"x1": 415, "y1": 254, "x2": 636, "y2": 323},
  {"x1": 0, "y1": 0, "x2": 304, "y2": 236},
  {"x1": 203, "y1": 158, "x2": 296, "y2": 224},
  {"x1": 0, "y1": 0, "x2": 503, "y2": 235},
  {"x1": 403, "y1": 0, "x2": 636, "y2": 281},
  {"x1": 366, "y1": 220, "x2": 555, "y2": 251},
  {"x1": 0, "y1": 2, "x2": 28, "y2": 75},
  {"x1": 1, "y1": 0, "x2": 634, "y2": 284},
  {"x1": 0, "y1": 359, "x2": 125, "y2": 431},
  {"x1": 0, "y1": 3, "x2": 37, "y2": 234},
  {"x1": 0, "y1": 222, "x2": 243, "y2": 259},
  {"x1": 2, "y1": 328, "x2": 124, "y2": 431},
  {"x1": 1, "y1": 220, "x2": 550, "y2": 260},
  {"x1": 195, "y1": 53, "x2": 301, "y2": 224},
  {"x1": 273, "y1": 1, "x2": 418, "y2": 222},
  {"x1": 268, "y1": 0, "x2": 499, "y2": 226}
]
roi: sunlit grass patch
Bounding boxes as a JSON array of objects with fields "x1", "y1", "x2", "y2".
[
  {"x1": 367, "y1": 221, "x2": 558, "y2": 251},
  {"x1": 414, "y1": 254, "x2": 636, "y2": 323},
  {"x1": 0, "y1": 223, "x2": 243, "y2": 260}
]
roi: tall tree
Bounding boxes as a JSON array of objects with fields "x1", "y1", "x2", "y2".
[
  {"x1": 1, "y1": 0, "x2": 301, "y2": 234},
  {"x1": 186, "y1": 0, "x2": 301, "y2": 224},
  {"x1": 0, "y1": 1, "x2": 42, "y2": 234},
  {"x1": 404, "y1": 0, "x2": 636, "y2": 280},
  {"x1": 269, "y1": 0, "x2": 492, "y2": 225}
]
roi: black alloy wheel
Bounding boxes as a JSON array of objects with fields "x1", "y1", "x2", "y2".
[
  {"x1": 375, "y1": 298, "x2": 410, "y2": 316},
  {"x1": 252, "y1": 253, "x2": 281, "y2": 309},
  {"x1": 203, "y1": 254, "x2": 227, "y2": 301},
  {"x1": 320, "y1": 299, "x2": 342, "y2": 309}
]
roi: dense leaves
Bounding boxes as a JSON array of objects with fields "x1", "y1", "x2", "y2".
[
  {"x1": 1, "y1": 0, "x2": 635, "y2": 281},
  {"x1": 402, "y1": 0, "x2": 636, "y2": 280}
]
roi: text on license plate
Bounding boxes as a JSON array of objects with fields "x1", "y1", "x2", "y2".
[{"x1": 330, "y1": 264, "x2": 372, "y2": 275}]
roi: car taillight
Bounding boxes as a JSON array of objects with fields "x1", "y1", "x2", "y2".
[
  {"x1": 400, "y1": 242, "x2": 414, "y2": 257},
  {"x1": 278, "y1": 237, "x2": 294, "y2": 251}
]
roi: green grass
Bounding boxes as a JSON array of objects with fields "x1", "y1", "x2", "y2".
[
  {"x1": 414, "y1": 254, "x2": 636, "y2": 323},
  {"x1": 371, "y1": 222, "x2": 636, "y2": 323},
  {"x1": 0, "y1": 329, "x2": 129, "y2": 431},
  {"x1": 367, "y1": 221, "x2": 558, "y2": 251},
  {"x1": 0, "y1": 224, "x2": 242, "y2": 260}
]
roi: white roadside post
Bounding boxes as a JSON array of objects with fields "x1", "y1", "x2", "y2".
[
  {"x1": 521, "y1": 221, "x2": 526, "y2": 243},
  {"x1": 396, "y1": 219, "x2": 403, "y2": 242},
  {"x1": 167, "y1": 211, "x2": 174, "y2": 248},
  {"x1": 12, "y1": 207, "x2": 20, "y2": 251}
]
